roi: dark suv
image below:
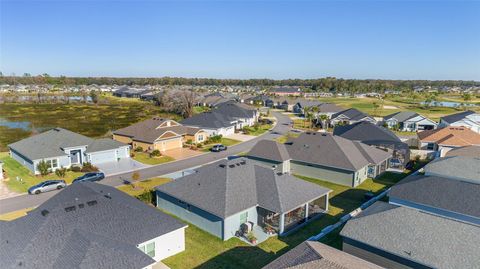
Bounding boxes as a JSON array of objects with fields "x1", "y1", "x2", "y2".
[
  {"x1": 73, "y1": 172, "x2": 105, "y2": 183},
  {"x1": 211, "y1": 144, "x2": 227, "y2": 152}
]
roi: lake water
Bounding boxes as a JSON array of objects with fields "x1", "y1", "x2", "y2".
[
  {"x1": 0, "y1": 118, "x2": 31, "y2": 131},
  {"x1": 420, "y1": 101, "x2": 478, "y2": 108}
]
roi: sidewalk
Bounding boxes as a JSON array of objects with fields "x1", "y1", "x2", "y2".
[{"x1": 0, "y1": 181, "x2": 23, "y2": 200}]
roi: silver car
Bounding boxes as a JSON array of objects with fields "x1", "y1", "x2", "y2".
[{"x1": 28, "y1": 180, "x2": 67, "y2": 195}]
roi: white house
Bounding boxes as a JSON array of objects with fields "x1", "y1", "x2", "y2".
[
  {"x1": 439, "y1": 110, "x2": 480, "y2": 133},
  {"x1": 384, "y1": 111, "x2": 437, "y2": 132}
]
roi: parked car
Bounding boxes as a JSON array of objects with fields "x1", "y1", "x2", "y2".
[
  {"x1": 211, "y1": 144, "x2": 227, "y2": 152},
  {"x1": 28, "y1": 180, "x2": 66, "y2": 195},
  {"x1": 73, "y1": 172, "x2": 105, "y2": 183}
]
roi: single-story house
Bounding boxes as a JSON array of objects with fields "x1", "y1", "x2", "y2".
[
  {"x1": 444, "y1": 145, "x2": 480, "y2": 157},
  {"x1": 156, "y1": 158, "x2": 331, "y2": 241},
  {"x1": 340, "y1": 202, "x2": 480, "y2": 269},
  {"x1": 8, "y1": 128, "x2": 130, "y2": 175},
  {"x1": 113, "y1": 118, "x2": 208, "y2": 152},
  {"x1": 383, "y1": 111, "x2": 437, "y2": 132},
  {"x1": 315, "y1": 103, "x2": 345, "y2": 118},
  {"x1": 330, "y1": 108, "x2": 376, "y2": 126},
  {"x1": 244, "y1": 95, "x2": 274, "y2": 107},
  {"x1": 269, "y1": 86, "x2": 303, "y2": 97},
  {"x1": 390, "y1": 174, "x2": 480, "y2": 225},
  {"x1": 333, "y1": 121, "x2": 410, "y2": 168},
  {"x1": 181, "y1": 102, "x2": 258, "y2": 136},
  {"x1": 197, "y1": 92, "x2": 237, "y2": 107},
  {"x1": 113, "y1": 86, "x2": 148, "y2": 98},
  {"x1": 0, "y1": 182, "x2": 187, "y2": 269},
  {"x1": 417, "y1": 126, "x2": 480, "y2": 156},
  {"x1": 263, "y1": 241, "x2": 383, "y2": 269},
  {"x1": 423, "y1": 156, "x2": 480, "y2": 184},
  {"x1": 439, "y1": 110, "x2": 480, "y2": 133},
  {"x1": 247, "y1": 133, "x2": 392, "y2": 187},
  {"x1": 292, "y1": 100, "x2": 323, "y2": 115}
]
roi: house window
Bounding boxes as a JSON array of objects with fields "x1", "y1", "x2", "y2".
[
  {"x1": 46, "y1": 159, "x2": 58, "y2": 170},
  {"x1": 139, "y1": 242, "x2": 155, "y2": 258},
  {"x1": 198, "y1": 134, "x2": 204, "y2": 142},
  {"x1": 240, "y1": 211, "x2": 248, "y2": 225},
  {"x1": 427, "y1": 143, "x2": 435, "y2": 150}
]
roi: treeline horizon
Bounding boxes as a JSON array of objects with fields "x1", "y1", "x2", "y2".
[{"x1": 1, "y1": 74, "x2": 479, "y2": 93}]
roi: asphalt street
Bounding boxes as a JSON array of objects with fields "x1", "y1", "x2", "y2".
[{"x1": 0, "y1": 111, "x2": 293, "y2": 214}]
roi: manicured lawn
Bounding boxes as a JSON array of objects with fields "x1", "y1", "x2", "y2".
[
  {"x1": 117, "y1": 177, "x2": 171, "y2": 196},
  {"x1": 275, "y1": 132, "x2": 301, "y2": 143},
  {"x1": 132, "y1": 152, "x2": 175, "y2": 165},
  {"x1": 243, "y1": 123, "x2": 273, "y2": 136},
  {"x1": 0, "y1": 152, "x2": 84, "y2": 193},
  {"x1": 202, "y1": 138, "x2": 241, "y2": 152},
  {"x1": 193, "y1": 106, "x2": 211, "y2": 114},
  {"x1": 0, "y1": 207, "x2": 34, "y2": 221}
]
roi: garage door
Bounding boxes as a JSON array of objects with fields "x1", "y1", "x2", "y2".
[{"x1": 89, "y1": 150, "x2": 116, "y2": 164}]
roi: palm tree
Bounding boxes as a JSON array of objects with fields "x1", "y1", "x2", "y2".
[{"x1": 319, "y1": 114, "x2": 329, "y2": 130}]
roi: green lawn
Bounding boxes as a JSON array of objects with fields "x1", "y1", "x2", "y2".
[
  {"x1": 0, "y1": 152, "x2": 84, "y2": 193},
  {"x1": 202, "y1": 138, "x2": 241, "y2": 152},
  {"x1": 243, "y1": 123, "x2": 273, "y2": 136},
  {"x1": 117, "y1": 177, "x2": 171, "y2": 196},
  {"x1": 275, "y1": 132, "x2": 301, "y2": 143},
  {"x1": 162, "y1": 171, "x2": 408, "y2": 269},
  {"x1": 132, "y1": 152, "x2": 175, "y2": 165},
  {"x1": 193, "y1": 106, "x2": 211, "y2": 114}
]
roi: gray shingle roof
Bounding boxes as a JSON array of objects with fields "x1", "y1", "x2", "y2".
[
  {"x1": 248, "y1": 140, "x2": 291, "y2": 162},
  {"x1": 440, "y1": 110, "x2": 476, "y2": 124},
  {"x1": 263, "y1": 241, "x2": 383, "y2": 269},
  {"x1": 383, "y1": 111, "x2": 419, "y2": 122},
  {"x1": 445, "y1": 145, "x2": 480, "y2": 157},
  {"x1": 424, "y1": 156, "x2": 480, "y2": 184},
  {"x1": 331, "y1": 108, "x2": 373, "y2": 121},
  {"x1": 340, "y1": 202, "x2": 480, "y2": 269},
  {"x1": 317, "y1": 103, "x2": 344, "y2": 113},
  {"x1": 285, "y1": 133, "x2": 392, "y2": 171},
  {"x1": 156, "y1": 158, "x2": 331, "y2": 218},
  {"x1": 84, "y1": 138, "x2": 127, "y2": 153},
  {"x1": 390, "y1": 174, "x2": 480, "y2": 220},
  {"x1": 181, "y1": 102, "x2": 256, "y2": 129},
  {"x1": 8, "y1": 128, "x2": 94, "y2": 160},
  {"x1": 0, "y1": 182, "x2": 186, "y2": 269}
]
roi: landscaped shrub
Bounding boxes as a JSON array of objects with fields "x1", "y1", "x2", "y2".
[
  {"x1": 207, "y1": 135, "x2": 222, "y2": 144},
  {"x1": 134, "y1": 146, "x2": 144, "y2": 152},
  {"x1": 136, "y1": 190, "x2": 156, "y2": 206},
  {"x1": 150, "y1": 149, "x2": 161, "y2": 157},
  {"x1": 130, "y1": 152, "x2": 136, "y2": 158},
  {"x1": 37, "y1": 160, "x2": 50, "y2": 176},
  {"x1": 186, "y1": 139, "x2": 193, "y2": 145},
  {"x1": 81, "y1": 162, "x2": 99, "y2": 172},
  {"x1": 55, "y1": 166, "x2": 67, "y2": 178},
  {"x1": 70, "y1": 166, "x2": 81, "y2": 172}
]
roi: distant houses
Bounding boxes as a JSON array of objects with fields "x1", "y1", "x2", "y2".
[
  {"x1": 269, "y1": 86, "x2": 303, "y2": 97},
  {"x1": 439, "y1": 110, "x2": 480, "y2": 133},
  {"x1": 0, "y1": 182, "x2": 187, "y2": 269},
  {"x1": 383, "y1": 111, "x2": 437, "y2": 132},
  {"x1": 8, "y1": 128, "x2": 130, "y2": 175},
  {"x1": 113, "y1": 118, "x2": 208, "y2": 152},
  {"x1": 247, "y1": 133, "x2": 392, "y2": 187},
  {"x1": 156, "y1": 158, "x2": 331, "y2": 241}
]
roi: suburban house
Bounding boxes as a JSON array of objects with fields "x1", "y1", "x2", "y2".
[
  {"x1": 8, "y1": 128, "x2": 130, "y2": 175},
  {"x1": 156, "y1": 158, "x2": 331, "y2": 241},
  {"x1": 439, "y1": 110, "x2": 480, "y2": 133},
  {"x1": 269, "y1": 86, "x2": 303, "y2": 97},
  {"x1": 198, "y1": 92, "x2": 237, "y2": 107},
  {"x1": 423, "y1": 156, "x2": 480, "y2": 184},
  {"x1": 383, "y1": 111, "x2": 437, "y2": 131},
  {"x1": 113, "y1": 86, "x2": 149, "y2": 98},
  {"x1": 417, "y1": 126, "x2": 480, "y2": 156},
  {"x1": 263, "y1": 241, "x2": 383, "y2": 269},
  {"x1": 247, "y1": 133, "x2": 392, "y2": 187},
  {"x1": 292, "y1": 100, "x2": 323, "y2": 115},
  {"x1": 244, "y1": 95, "x2": 274, "y2": 107},
  {"x1": 113, "y1": 118, "x2": 208, "y2": 152},
  {"x1": 0, "y1": 182, "x2": 187, "y2": 269},
  {"x1": 445, "y1": 145, "x2": 480, "y2": 157},
  {"x1": 333, "y1": 121, "x2": 410, "y2": 168},
  {"x1": 340, "y1": 201, "x2": 480, "y2": 269},
  {"x1": 315, "y1": 103, "x2": 345, "y2": 118},
  {"x1": 181, "y1": 102, "x2": 258, "y2": 136},
  {"x1": 390, "y1": 174, "x2": 480, "y2": 225},
  {"x1": 330, "y1": 108, "x2": 376, "y2": 126}
]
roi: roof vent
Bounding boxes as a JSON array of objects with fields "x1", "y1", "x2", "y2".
[
  {"x1": 104, "y1": 194, "x2": 111, "y2": 199},
  {"x1": 78, "y1": 203, "x2": 85, "y2": 209},
  {"x1": 219, "y1": 164, "x2": 226, "y2": 168},
  {"x1": 87, "y1": 200, "x2": 97, "y2": 206},
  {"x1": 229, "y1": 164, "x2": 235, "y2": 168},
  {"x1": 41, "y1": 210, "x2": 49, "y2": 217},
  {"x1": 240, "y1": 160, "x2": 246, "y2": 165},
  {"x1": 65, "y1": 206, "x2": 76, "y2": 212},
  {"x1": 321, "y1": 133, "x2": 327, "y2": 136},
  {"x1": 235, "y1": 163, "x2": 241, "y2": 166},
  {"x1": 53, "y1": 128, "x2": 61, "y2": 132},
  {"x1": 306, "y1": 132, "x2": 311, "y2": 135}
]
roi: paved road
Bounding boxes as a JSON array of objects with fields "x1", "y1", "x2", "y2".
[{"x1": 0, "y1": 111, "x2": 293, "y2": 214}]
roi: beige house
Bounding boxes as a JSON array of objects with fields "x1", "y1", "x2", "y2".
[{"x1": 113, "y1": 118, "x2": 208, "y2": 152}]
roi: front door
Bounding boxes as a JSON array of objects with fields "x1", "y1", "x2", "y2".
[{"x1": 70, "y1": 150, "x2": 82, "y2": 164}]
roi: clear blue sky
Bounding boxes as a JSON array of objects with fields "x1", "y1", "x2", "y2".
[{"x1": 1, "y1": 0, "x2": 479, "y2": 80}]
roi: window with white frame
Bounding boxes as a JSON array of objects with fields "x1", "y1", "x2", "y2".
[
  {"x1": 198, "y1": 134, "x2": 204, "y2": 142},
  {"x1": 46, "y1": 159, "x2": 58, "y2": 170},
  {"x1": 139, "y1": 241, "x2": 155, "y2": 258}
]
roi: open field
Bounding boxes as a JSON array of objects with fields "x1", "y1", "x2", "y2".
[
  {"x1": 0, "y1": 96, "x2": 179, "y2": 151},
  {"x1": 0, "y1": 152, "x2": 84, "y2": 193}
]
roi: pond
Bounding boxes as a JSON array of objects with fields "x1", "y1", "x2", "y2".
[
  {"x1": 0, "y1": 117, "x2": 32, "y2": 131},
  {"x1": 420, "y1": 101, "x2": 478, "y2": 108}
]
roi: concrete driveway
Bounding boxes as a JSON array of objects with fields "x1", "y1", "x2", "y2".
[
  {"x1": 96, "y1": 158, "x2": 149, "y2": 176},
  {"x1": 162, "y1": 148, "x2": 204, "y2": 160},
  {"x1": 225, "y1": 133, "x2": 257, "y2": 142}
]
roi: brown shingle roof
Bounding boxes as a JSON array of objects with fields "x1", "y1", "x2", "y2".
[{"x1": 417, "y1": 127, "x2": 480, "y2": 147}]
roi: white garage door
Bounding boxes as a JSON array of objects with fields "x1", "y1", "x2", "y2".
[{"x1": 89, "y1": 150, "x2": 116, "y2": 165}]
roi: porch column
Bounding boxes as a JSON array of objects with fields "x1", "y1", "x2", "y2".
[
  {"x1": 304, "y1": 203, "x2": 309, "y2": 220},
  {"x1": 325, "y1": 193, "x2": 329, "y2": 211},
  {"x1": 279, "y1": 213, "x2": 285, "y2": 234}
]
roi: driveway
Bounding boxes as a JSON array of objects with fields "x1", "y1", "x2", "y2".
[
  {"x1": 162, "y1": 148, "x2": 204, "y2": 160},
  {"x1": 96, "y1": 158, "x2": 149, "y2": 176},
  {"x1": 225, "y1": 133, "x2": 257, "y2": 142}
]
